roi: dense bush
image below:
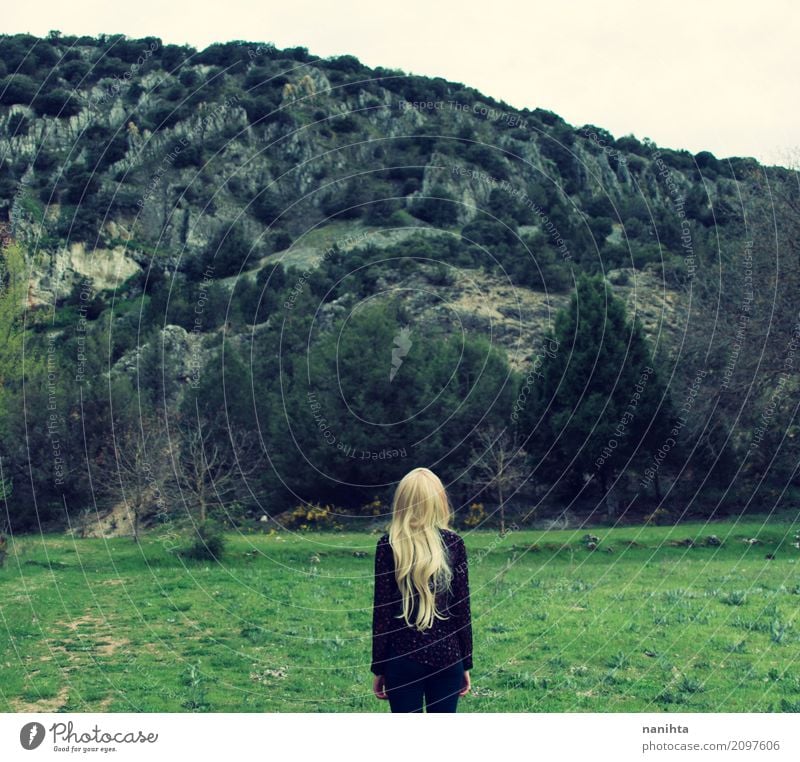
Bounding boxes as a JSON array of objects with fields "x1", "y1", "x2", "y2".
[
  {"x1": 182, "y1": 520, "x2": 227, "y2": 561},
  {"x1": 364, "y1": 197, "x2": 401, "y2": 225},
  {"x1": 464, "y1": 143, "x2": 509, "y2": 180},
  {"x1": 0, "y1": 35, "x2": 43, "y2": 74},
  {"x1": 0, "y1": 74, "x2": 38, "y2": 106},
  {"x1": 410, "y1": 186, "x2": 460, "y2": 226},
  {"x1": 461, "y1": 219, "x2": 518, "y2": 250},
  {"x1": 540, "y1": 125, "x2": 582, "y2": 193},
  {"x1": 91, "y1": 56, "x2": 130, "y2": 78},
  {"x1": 56, "y1": 203, "x2": 101, "y2": 242},
  {"x1": 32, "y1": 88, "x2": 81, "y2": 117},
  {"x1": 250, "y1": 190, "x2": 284, "y2": 226},
  {"x1": 193, "y1": 224, "x2": 256, "y2": 279},
  {"x1": 241, "y1": 94, "x2": 282, "y2": 125},
  {"x1": 325, "y1": 54, "x2": 363, "y2": 74},
  {"x1": 487, "y1": 188, "x2": 536, "y2": 226},
  {"x1": 194, "y1": 41, "x2": 251, "y2": 68},
  {"x1": 614, "y1": 134, "x2": 650, "y2": 157},
  {"x1": 60, "y1": 59, "x2": 91, "y2": 85},
  {"x1": 81, "y1": 126, "x2": 129, "y2": 170},
  {"x1": 329, "y1": 114, "x2": 359, "y2": 134},
  {"x1": 161, "y1": 44, "x2": 191, "y2": 72},
  {"x1": 144, "y1": 103, "x2": 190, "y2": 131},
  {"x1": 322, "y1": 181, "x2": 372, "y2": 220},
  {"x1": 243, "y1": 66, "x2": 286, "y2": 97},
  {"x1": 587, "y1": 216, "x2": 613, "y2": 242}
]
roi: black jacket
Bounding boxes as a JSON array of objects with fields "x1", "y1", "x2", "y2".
[{"x1": 371, "y1": 528, "x2": 473, "y2": 675}]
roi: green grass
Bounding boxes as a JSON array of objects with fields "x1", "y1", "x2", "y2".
[{"x1": 1, "y1": 513, "x2": 799, "y2": 712}]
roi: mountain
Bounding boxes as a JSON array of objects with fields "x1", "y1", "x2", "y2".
[{"x1": 1, "y1": 32, "x2": 798, "y2": 530}]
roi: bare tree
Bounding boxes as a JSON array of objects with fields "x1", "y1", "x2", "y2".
[
  {"x1": 92, "y1": 413, "x2": 172, "y2": 543},
  {"x1": 170, "y1": 404, "x2": 263, "y2": 524},
  {"x1": 468, "y1": 423, "x2": 530, "y2": 534}
]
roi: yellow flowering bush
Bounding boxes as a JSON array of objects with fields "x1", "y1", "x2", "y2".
[
  {"x1": 463, "y1": 502, "x2": 486, "y2": 527},
  {"x1": 284, "y1": 502, "x2": 337, "y2": 530}
]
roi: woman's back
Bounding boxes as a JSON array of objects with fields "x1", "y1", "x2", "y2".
[
  {"x1": 371, "y1": 527, "x2": 473, "y2": 675},
  {"x1": 370, "y1": 467, "x2": 472, "y2": 712}
]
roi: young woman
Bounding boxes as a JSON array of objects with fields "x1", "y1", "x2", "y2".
[{"x1": 371, "y1": 467, "x2": 473, "y2": 712}]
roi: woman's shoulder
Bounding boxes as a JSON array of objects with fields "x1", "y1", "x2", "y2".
[
  {"x1": 377, "y1": 528, "x2": 462, "y2": 544},
  {"x1": 439, "y1": 527, "x2": 465, "y2": 547}
]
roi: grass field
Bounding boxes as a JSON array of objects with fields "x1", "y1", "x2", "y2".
[{"x1": 1, "y1": 513, "x2": 799, "y2": 712}]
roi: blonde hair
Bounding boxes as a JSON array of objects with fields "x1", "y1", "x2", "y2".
[{"x1": 388, "y1": 467, "x2": 454, "y2": 631}]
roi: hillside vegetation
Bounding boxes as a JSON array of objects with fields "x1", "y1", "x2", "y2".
[{"x1": 0, "y1": 32, "x2": 798, "y2": 533}]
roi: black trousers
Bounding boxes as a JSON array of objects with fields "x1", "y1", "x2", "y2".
[{"x1": 383, "y1": 646, "x2": 465, "y2": 713}]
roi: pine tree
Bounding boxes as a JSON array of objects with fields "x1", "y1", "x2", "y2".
[{"x1": 520, "y1": 273, "x2": 673, "y2": 515}]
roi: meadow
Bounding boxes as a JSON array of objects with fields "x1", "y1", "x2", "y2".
[{"x1": 1, "y1": 513, "x2": 799, "y2": 712}]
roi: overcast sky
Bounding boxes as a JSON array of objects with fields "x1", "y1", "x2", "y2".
[{"x1": 5, "y1": 0, "x2": 798, "y2": 166}]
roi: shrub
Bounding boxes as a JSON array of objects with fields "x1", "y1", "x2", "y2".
[
  {"x1": 465, "y1": 143, "x2": 508, "y2": 179},
  {"x1": 251, "y1": 190, "x2": 284, "y2": 226},
  {"x1": 461, "y1": 219, "x2": 517, "y2": 249},
  {"x1": 241, "y1": 94, "x2": 281, "y2": 125},
  {"x1": 614, "y1": 134, "x2": 650, "y2": 157},
  {"x1": 410, "y1": 186, "x2": 459, "y2": 227},
  {"x1": 386, "y1": 166, "x2": 424, "y2": 182},
  {"x1": 326, "y1": 54, "x2": 363, "y2": 74},
  {"x1": 329, "y1": 114, "x2": 359, "y2": 134},
  {"x1": 91, "y1": 55, "x2": 129, "y2": 78},
  {"x1": 279, "y1": 502, "x2": 339, "y2": 530},
  {"x1": 694, "y1": 150, "x2": 720, "y2": 174},
  {"x1": 463, "y1": 502, "x2": 486, "y2": 527},
  {"x1": 0, "y1": 75, "x2": 38, "y2": 106},
  {"x1": 178, "y1": 68, "x2": 200, "y2": 88},
  {"x1": 183, "y1": 520, "x2": 226, "y2": 561},
  {"x1": 540, "y1": 126, "x2": 582, "y2": 193},
  {"x1": 271, "y1": 231, "x2": 293, "y2": 251},
  {"x1": 196, "y1": 223, "x2": 255, "y2": 279},
  {"x1": 244, "y1": 67, "x2": 286, "y2": 98},
  {"x1": 159, "y1": 44, "x2": 190, "y2": 72},
  {"x1": 364, "y1": 198, "x2": 400, "y2": 225},
  {"x1": 322, "y1": 181, "x2": 369, "y2": 220},
  {"x1": 145, "y1": 103, "x2": 189, "y2": 131}
]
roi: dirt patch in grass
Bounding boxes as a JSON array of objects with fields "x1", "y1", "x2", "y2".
[
  {"x1": 8, "y1": 684, "x2": 69, "y2": 712},
  {"x1": 51, "y1": 612, "x2": 131, "y2": 659}
]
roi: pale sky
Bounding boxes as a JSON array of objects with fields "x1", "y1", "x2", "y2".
[{"x1": 4, "y1": 0, "x2": 798, "y2": 166}]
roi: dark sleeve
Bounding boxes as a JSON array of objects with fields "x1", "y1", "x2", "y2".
[
  {"x1": 452, "y1": 538, "x2": 473, "y2": 671},
  {"x1": 371, "y1": 539, "x2": 395, "y2": 675}
]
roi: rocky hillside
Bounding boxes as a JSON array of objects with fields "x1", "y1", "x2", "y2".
[
  {"x1": 0, "y1": 32, "x2": 789, "y2": 366},
  {"x1": 2, "y1": 32, "x2": 799, "y2": 531}
]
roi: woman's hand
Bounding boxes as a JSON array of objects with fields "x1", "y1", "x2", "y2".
[
  {"x1": 459, "y1": 670, "x2": 471, "y2": 696},
  {"x1": 373, "y1": 674, "x2": 388, "y2": 700}
]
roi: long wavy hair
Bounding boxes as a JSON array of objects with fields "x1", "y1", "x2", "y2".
[{"x1": 388, "y1": 467, "x2": 454, "y2": 631}]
